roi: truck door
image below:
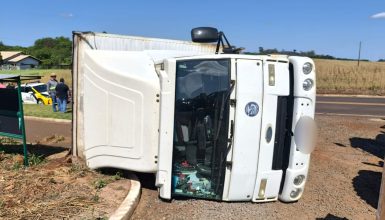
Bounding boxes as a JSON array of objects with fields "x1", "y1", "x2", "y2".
[{"x1": 225, "y1": 59, "x2": 263, "y2": 201}]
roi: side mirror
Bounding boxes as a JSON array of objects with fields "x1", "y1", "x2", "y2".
[{"x1": 191, "y1": 27, "x2": 219, "y2": 43}]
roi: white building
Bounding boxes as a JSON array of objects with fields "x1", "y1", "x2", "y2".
[{"x1": 0, "y1": 51, "x2": 41, "y2": 70}]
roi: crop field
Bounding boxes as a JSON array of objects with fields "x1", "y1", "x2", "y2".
[{"x1": 315, "y1": 59, "x2": 385, "y2": 95}]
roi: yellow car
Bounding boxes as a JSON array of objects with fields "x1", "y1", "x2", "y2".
[{"x1": 19, "y1": 82, "x2": 52, "y2": 105}]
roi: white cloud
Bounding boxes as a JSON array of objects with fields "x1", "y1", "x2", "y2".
[
  {"x1": 59, "y1": 13, "x2": 74, "y2": 18},
  {"x1": 371, "y1": 12, "x2": 385, "y2": 19}
]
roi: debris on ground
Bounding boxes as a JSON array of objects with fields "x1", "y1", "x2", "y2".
[{"x1": 0, "y1": 136, "x2": 130, "y2": 219}]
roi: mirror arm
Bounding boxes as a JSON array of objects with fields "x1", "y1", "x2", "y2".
[
  {"x1": 222, "y1": 32, "x2": 232, "y2": 48},
  {"x1": 215, "y1": 31, "x2": 236, "y2": 54},
  {"x1": 215, "y1": 36, "x2": 221, "y2": 54},
  {"x1": 215, "y1": 32, "x2": 225, "y2": 54}
]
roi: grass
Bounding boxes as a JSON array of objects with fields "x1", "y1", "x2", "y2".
[
  {"x1": 0, "y1": 69, "x2": 72, "y2": 87},
  {"x1": 1, "y1": 69, "x2": 73, "y2": 120},
  {"x1": 94, "y1": 179, "x2": 108, "y2": 189},
  {"x1": 28, "y1": 153, "x2": 45, "y2": 166},
  {"x1": 315, "y1": 59, "x2": 385, "y2": 95},
  {"x1": 23, "y1": 104, "x2": 72, "y2": 120}
]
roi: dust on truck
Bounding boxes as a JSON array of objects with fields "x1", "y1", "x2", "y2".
[{"x1": 71, "y1": 28, "x2": 316, "y2": 203}]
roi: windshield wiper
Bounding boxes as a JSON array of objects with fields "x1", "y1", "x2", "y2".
[{"x1": 212, "y1": 80, "x2": 235, "y2": 193}]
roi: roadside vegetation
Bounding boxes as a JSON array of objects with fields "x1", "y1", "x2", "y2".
[
  {"x1": 315, "y1": 59, "x2": 385, "y2": 95},
  {"x1": 23, "y1": 104, "x2": 72, "y2": 120},
  {"x1": 0, "y1": 136, "x2": 129, "y2": 219},
  {"x1": 0, "y1": 37, "x2": 72, "y2": 68}
]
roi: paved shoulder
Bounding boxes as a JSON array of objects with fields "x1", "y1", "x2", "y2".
[
  {"x1": 316, "y1": 95, "x2": 385, "y2": 117},
  {"x1": 24, "y1": 117, "x2": 71, "y2": 145}
]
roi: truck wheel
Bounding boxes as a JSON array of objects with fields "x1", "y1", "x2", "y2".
[{"x1": 37, "y1": 99, "x2": 43, "y2": 105}]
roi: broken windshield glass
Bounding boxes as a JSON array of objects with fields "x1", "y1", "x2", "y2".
[{"x1": 172, "y1": 59, "x2": 230, "y2": 200}]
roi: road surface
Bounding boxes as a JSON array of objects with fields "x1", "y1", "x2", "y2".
[
  {"x1": 24, "y1": 117, "x2": 71, "y2": 146},
  {"x1": 131, "y1": 115, "x2": 384, "y2": 219},
  {"x1": 316, "y1": 95, "x2": 385, "y2": 118}
]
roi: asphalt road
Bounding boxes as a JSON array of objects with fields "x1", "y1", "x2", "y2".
[
  {"x1": 24, "y1": 118, "x2": 71, "y2": 146},
  {"x1": 316, "y1": 95, "x2": 385, "y2": 118}
]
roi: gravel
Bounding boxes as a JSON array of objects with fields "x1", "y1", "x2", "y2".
[{"x1": 131, "y1": 115, "x2": 385, "y2": 219}]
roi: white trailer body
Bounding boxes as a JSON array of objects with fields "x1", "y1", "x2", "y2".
[{"x1": 72, "y1": 32, "x2": 316, "y2": 203}]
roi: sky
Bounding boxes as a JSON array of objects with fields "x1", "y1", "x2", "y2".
[{"x1": 0, "y1": 0, "x2": 384, "y2": 61}]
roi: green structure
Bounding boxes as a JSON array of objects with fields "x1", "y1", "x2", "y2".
[{"x1": 0, "y1": 74, "x2": 40, "y2": 166}]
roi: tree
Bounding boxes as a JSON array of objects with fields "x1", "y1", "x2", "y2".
[
  {"x1": 258, "y1": 47, "x2": 264, "y2": 54},
  {"x1": 29, "y1": 37, "x2": 72, "y2": 67},
  {"x1": 0, "y1": 37, "x2": 72, "y2": 68},
  {"x1": 252, "y1": 47, "x2": 338, "y2": 59}
]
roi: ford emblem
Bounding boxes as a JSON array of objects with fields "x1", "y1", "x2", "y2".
[{"x1": 245, "y1": 102, "x2": 259, "y2": 117}]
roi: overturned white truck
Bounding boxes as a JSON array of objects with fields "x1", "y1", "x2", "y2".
[{"x1": 72, "y1": 28, "x2": 316, "y2": 203}]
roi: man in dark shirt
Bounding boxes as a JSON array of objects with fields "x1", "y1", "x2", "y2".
[{"x1": 55, "y1": 78, "x2": 70, "y2": 113}]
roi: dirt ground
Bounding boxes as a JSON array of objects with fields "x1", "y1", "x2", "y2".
[
  {"x1": 131, "y1": 115, "x2": 385, "y2": 220},
  {"x1": 0, "y1": 133, "x2": 131, "y2": 219}
]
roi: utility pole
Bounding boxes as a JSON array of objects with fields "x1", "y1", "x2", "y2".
[{"x1": 358, "y1": 41, "x2": 362, "y2": 67}]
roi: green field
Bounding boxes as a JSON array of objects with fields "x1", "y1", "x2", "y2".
[{"x1": 23, "y1": 104, "x2": 72, "y2": 120}]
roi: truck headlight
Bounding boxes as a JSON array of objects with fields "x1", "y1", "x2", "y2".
[
  {"x1": 290, "y1": 188, "x2": 302, "y2": 199},
  {"x1": 302, "y1": 79, "x2": 314, "y2": 91},
  {"x1": 302, "y1": 62, "x2": 313, "y2": 74},
  {"x1": 293, "y1": 175, "x2": 305, "y2": 186}
]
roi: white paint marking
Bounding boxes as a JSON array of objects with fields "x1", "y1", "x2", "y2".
[
  {"x1": 317, "y1": 101, "x2": 385, "y2": 106},
  {"x1": 316, "y1": 112, "x2": 385, "y2": 118}
]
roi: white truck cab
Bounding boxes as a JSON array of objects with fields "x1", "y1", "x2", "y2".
[{"x1": 72, "y1": 28, "x2": 316, "y2": 203}]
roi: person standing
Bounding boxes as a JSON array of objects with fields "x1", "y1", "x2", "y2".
[
  {"x1": 55, "y1": 78, "x2": 70, "y2": 113},
  {"x1": 47, "y1": 73, "x2": 58, "y2": 112}
]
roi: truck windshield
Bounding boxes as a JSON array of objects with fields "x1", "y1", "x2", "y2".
[
  {"x1": 32, "y1": 85, "x2": 47, "y2": 93},
  {"x1": 172, "y1": 59, "x2": 230, "y2": 200}
]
